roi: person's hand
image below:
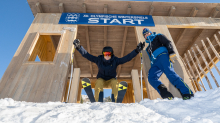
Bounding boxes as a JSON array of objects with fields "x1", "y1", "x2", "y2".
[
  {"x1": 73, "y1": 39, "x2": 81, "y2": 49},
  {"x1": 135, "y1": 42, "x2": 145, "y2": 53},
  {"x1": 169, "y1": 53, "x2": 177, "y2": 63}
]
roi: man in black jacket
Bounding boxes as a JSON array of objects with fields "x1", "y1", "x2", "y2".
[
  {"x1": 143, "y1": 28, "x2": 194, "y2": 100},
  {"x1": 73, "y1": 39, "x2": 145, "y2": 102}
]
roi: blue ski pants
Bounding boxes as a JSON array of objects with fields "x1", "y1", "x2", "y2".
[{"x1": 148, "y1": 53, "x2": 193, "y2": 95}]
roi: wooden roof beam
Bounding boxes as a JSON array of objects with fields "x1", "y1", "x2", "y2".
[
  {"x1": 168, "y1": 6, "x2": 176, "y2": 16},
  {"x1": 189, "y1": 7, "x2": 198, "y2": 17},
  {"x1": 175, "y1": 29, "x2": 187, "y2": 45},
  {"x1": 59, "y1": 3, "x2": 64, "y2": 13},
  {"x1": 149, "y1": 5, "x2": 154, "y2": 15},
  {"x1": 117, "y1": 5, "x2": 131, "y2": 77},
  {"x1": 209, "y1": 7, "x2": 219, "y2": 18},
  {"x1": 35, "y1": 2, "x2": 43, "y2": 13},
  {"x1": 82, "y1": 3, "x2": 93, "y2": 77},
  {"x1": 104, "y1": 4, "x2": 108, "y2": 46},
  {"x1": 181, "y1": 29, "x2": 204, "y2": 56},
  {"x1": 175, "y1": 7, "x2": 199, "y2": 47}
]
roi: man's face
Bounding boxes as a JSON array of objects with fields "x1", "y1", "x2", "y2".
[
  {"x1": 103, "y1": 52, "x2": 112, "y2": 60},
  {"x1": 104, "y1": 55, "x2": 111, "y2": 60},
  {"x1": 144, "y1": 32, "x2": 151, "y2": 39}
]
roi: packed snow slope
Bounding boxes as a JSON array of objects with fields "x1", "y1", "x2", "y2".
[{"x1": 1, "y1": 88, "x2": 220, "y2": 123}]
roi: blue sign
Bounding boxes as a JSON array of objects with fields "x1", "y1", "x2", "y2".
[{"x1": 59, "y1": 13, "x2": 155, "y2": 26}]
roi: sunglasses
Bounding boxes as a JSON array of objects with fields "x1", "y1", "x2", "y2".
[
  {"x1": 103, "y1": 52, "x2": 112, "y2": 56},
  {"x1": 143, "y1": 32, "x2": 150, "y2": 37}
]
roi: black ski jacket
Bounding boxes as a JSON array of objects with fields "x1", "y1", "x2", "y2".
[
  {"x1": 77, "y1": 46, "x2": 138, "y2": 80},
  {"x1": 146, "y1": 34, "x2": 175, "y2": 58}
]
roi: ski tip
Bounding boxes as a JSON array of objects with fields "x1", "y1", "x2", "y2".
[{"x1": 82, "y1": 77, "x2": 90, "y2": 82}]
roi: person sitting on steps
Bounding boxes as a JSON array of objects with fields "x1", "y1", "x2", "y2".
[{"x1": 73, "y1": 39, "x2": 145, "y2": 102}]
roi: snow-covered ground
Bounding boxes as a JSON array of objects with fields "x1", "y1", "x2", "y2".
[{"x1": 1, "y1": 88, "x2": 220, "y2": 123}]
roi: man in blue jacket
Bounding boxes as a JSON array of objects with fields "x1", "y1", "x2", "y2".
[
  {"x1": 143, "y1": 28, "x2": 194, "y2": 100},
  {"x1": 73, "y1": 39, "x2": 145, "y2": 102}
]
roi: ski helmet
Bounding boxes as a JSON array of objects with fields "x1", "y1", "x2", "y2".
[
  {"x1": 102, "y1": 46, "x2": 114, "y2": 55},
  {"x1": 143, "y1": 28, "x2": 152, "y2": 37}
]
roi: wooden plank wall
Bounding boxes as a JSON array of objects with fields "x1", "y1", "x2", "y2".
[{"x1": 0, "y1": 13, "x2": 77, "y2": 102}]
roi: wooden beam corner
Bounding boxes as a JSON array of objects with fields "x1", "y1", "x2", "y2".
[
  {"x1": 169, "y1": 6, "x2": 176, "y2": 16},
  {"x1": 189, "y1": 7, "x2": 198, "y2": 17},
  {"x1": 149, "y1": 5, "x2": 154, "y2": 15},
  {"x1": 59, "y1": 3, "x2": 64, "y2": 13},
  {"x1": 210, "y1": 7, "x2": 219, "y2": 18},
  {"x1": 35, "y1": 2, "x2": 43, "y2": 13}
]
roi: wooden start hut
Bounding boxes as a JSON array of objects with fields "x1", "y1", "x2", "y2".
[{"x1": 0, "y1": 0, "x2": 220, "y2": 103}]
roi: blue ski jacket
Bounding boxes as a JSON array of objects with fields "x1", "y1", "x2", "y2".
[
  {"x1": 77, "y1": 46, "x2": 138, "y2": 80},
  {"x1": 145, "y1": 32, "x2": 175, "y2": 65}
]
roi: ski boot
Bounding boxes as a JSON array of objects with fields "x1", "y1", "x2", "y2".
[
  {"x1": 182, "y1": 94, "x2": 194, "y2": 100},
  {"x1": 158, "y1": 84, "x2": 174, "y2": 100}
]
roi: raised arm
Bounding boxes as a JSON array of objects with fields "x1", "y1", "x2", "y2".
[
  {"x1": 73, "y1": 39, "x2": 99, "y2": 63},
  {"x1": 117, "y1": 42, "x2": 145, "y2": 65}
]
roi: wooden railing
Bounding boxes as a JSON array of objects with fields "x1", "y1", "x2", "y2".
[{"x1": 181, "y1": 31, "x2": 220, "y2": 91}]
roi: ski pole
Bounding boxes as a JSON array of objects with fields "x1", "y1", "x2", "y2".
[
  {"x1": 140, "y1": 51, "x2": 143, "y2": 101},
  {"x1": 66, "y1": 45, "x2": 76, "y2": 103}
]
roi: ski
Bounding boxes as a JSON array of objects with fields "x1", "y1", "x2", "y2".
[
  {"x1": 81, "y1": 78, "x2": 95, "y2": 103},
  {"x1": 117, "y1": 81, "x2": 128, "y2": 103}
]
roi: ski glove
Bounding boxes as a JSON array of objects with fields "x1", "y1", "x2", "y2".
[
  {"x1": 73, "y1": 39, "x2": 81, "y2": 50},
  {"x1": 169, "y1": 53, "x2": 177, "y2": 63},
  {"x1": 135, "y1": 42, "x2": 145, "y2": 53}
]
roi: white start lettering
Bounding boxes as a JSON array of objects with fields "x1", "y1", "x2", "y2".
[
  {"x1": 110, "y1": 19, "x2": 122, "y2": 24},
  {"x1": 88, "y1": 18, "x2": 144, "y2": 25},
  {"x1": 88, "y1": 18, "x2": 99, "y2": 23}
]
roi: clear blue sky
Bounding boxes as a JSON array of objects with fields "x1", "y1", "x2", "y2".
[{"x1": 0, "y1": 0, "x2": 219, "y2": 99}]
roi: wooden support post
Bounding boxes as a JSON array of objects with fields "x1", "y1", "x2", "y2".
[
  {"x1": 201, "y1": 40, "x2": 220, "y2": 76},
  {"x1": 117, "y1": 5, "x2": 131, "y2": 77},
  {"x1": 195, "y1": 44, "x2": 220, "y2": 87},
  {"x1": 191, "y1": 48, "x2": 212, "y2": 89},
  {"x1": 85, "y1": 27, "x2": 93, "y2": 77},
  {"x1": 82, "y1": 3, "x2": 93, "y2": 77},
  {"x1": 168, "y1": 6, "x2": 176, "y2": 16},
  {"x1": 131, "y1": 69, "x2": 142, "y2": 102},
  {"x1": 187, "y1": 50, "x2": 206, "y2": 91},
  {"x1": 206, "y1": 37, "x2": 220, "y2": 61},
  {"x1": 184, "y1": 54, "x2": 202, "y2": 91},
  {"x1": 35, "y1": 2, "x2": 43, "y2": 13},
  {"x1": 59, "y1": 3, "x2": 64, "y2": 13},
  {"x1": 68, "y1": 68, "x2": 81, "y2": 103}
]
